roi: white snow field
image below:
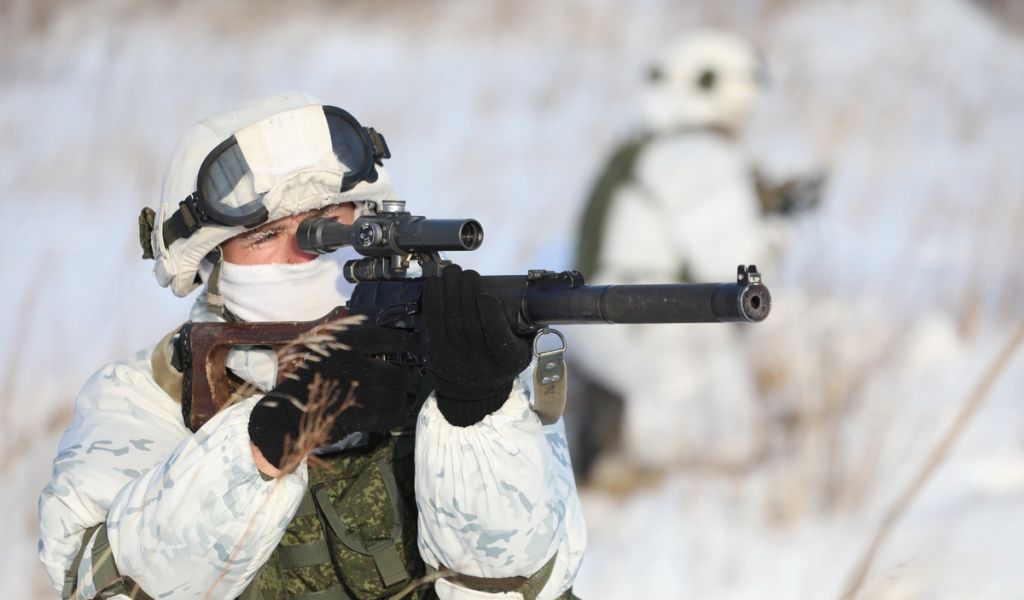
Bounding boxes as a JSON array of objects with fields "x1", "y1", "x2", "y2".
[{"x1": 2, "y1": 0, "x2": 1022, "y2": 597}]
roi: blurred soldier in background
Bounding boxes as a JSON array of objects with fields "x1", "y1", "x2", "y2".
[
  {"x1": 38, "y1": 93, "x2": 585, "y2": 600},
  {"x1": 567, "y1": 31, "x2": 823, "y2": 480}
]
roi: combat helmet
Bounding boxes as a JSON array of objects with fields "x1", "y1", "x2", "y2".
[{"x1": 141, "y1": 92, "x2": 397, "y2": 297}]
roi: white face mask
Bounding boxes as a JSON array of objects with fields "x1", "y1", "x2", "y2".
[{"x1": 216, "y1": 247, "x2": 359, "y2": 323}]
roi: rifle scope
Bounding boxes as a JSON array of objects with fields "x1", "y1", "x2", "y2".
[{"x1": 297, "y1": 214, "x2": 483, "y2": 257}]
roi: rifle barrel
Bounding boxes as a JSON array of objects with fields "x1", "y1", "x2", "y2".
[{"x1": 480, "y1": 277, "x2": 771, "y2": 326}]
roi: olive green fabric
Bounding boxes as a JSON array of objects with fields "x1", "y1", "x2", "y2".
[
  {"x1": 90, "y1": 525, "x2": 156, "y2": 599},
  {"x1": 150, "y1": 327, "x2": 184, "y2": 403},
  {"x1": 575, "y1": 134, "x2": 652, "y2": 282},
  {"x1": 431, "y1": 552, "x2": 563, "y2": 600},
  {"x1": 242, "y1": 362, "x2": 431, "y2": 599},
  {"x1": 138, "y1": 207, "x2": 156, "y2": 260},
  {"x1": 61, "y1": 523, "x2": 155, "y2": 600},
  {"x1": 61, "y1": 525, "x2": 100, "y2": 599},
  {"x1": 575, "y1": 133, "x2": 697, "y2": 285},
  {"x1": 242, "y1": 436, "x2": 424, "y2": 600},
  {"x1": 576, "y1": 126, "x2": 735, "y2": 285}
]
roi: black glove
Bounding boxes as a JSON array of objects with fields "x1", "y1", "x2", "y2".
[
  {"x1": 248, "y1": 323, "x2": 412, "y2": 469},
  {"x1": 423, "y1": 265, "x2": 533, "y2": 427}
]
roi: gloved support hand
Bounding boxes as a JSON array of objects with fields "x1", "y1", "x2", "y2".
[
  {"x1": 423, "y1": 265, "x2": 533, "y2": 427},
  {"x1": 248, "y1": 323, "x2": 412, "y2": 469}
]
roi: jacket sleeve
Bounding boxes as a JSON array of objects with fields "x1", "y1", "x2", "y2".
[
  {"x1": 38, "y1": 347, "x2": 308, "y2": 599},
  {"x1": 415, "y1": 373, "x2": 587, "y2": 600}
]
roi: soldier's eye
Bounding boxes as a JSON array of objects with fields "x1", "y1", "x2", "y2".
[
  {"x1": 647, "y1": 65, "x2": 664, "y2": 83},
  {"x1": 697, "y1": 68, "x2": 717, "y2": 91},
  {"x1": 246, "y1": 229, "x2": 281, "y2": 246}
]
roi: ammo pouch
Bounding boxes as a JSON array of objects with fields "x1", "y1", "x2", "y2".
[{"x1": 240, "y1": 434, "x2": 423, "y2": 600}]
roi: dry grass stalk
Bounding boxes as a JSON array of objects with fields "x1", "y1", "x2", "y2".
[
  {"x1": 201, "y1": 381, "x2": 358, "y2": 596},
  {"x1": 275, "y1": 375, "x2": 360, "y2": 475},
  {"x1": 839, "y1": 320, "x2": 1024, "y2": 600},
  {"x1": 754, "y1": 300, "x2": 911, "y2": 525},
  {"x1": 227, "y1": 315, "x2": 368, "y2": 405},
  {"x1": 0, "y1": 253, "x2": 49, "y2": 414},
  {"x1": 266, "y1": 314, "x2": 368, "y2": 476}
]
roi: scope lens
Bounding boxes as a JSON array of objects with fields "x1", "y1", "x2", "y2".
[{"x1": 459, "y1": 220, "x2": 484, "y2": 250}]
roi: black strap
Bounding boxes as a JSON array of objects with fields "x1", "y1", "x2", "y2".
[
  {"x1": 177, "y1": 323, "x2": 196, "y2": 430},
  {"x1": 163, "y1": 193, "x2": 205, "y2": 247},
  {"x1": 367, "y1": 128, "x2": 390, "y2": 162}
]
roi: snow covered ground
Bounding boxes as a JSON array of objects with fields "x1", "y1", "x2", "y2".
[{"x1": 2, "y1": 0, "x2": 1022, "y2": 597}]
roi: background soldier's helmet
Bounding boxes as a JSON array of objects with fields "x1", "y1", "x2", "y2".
[
  {"x1": 149, "y1": 92, "x2": 397, "y2": 297},
  {"x1": 643, "y1": 30, "x2": 767, "y2": 133}
]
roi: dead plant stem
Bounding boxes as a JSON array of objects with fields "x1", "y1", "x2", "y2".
[{"x1": 839, "y1": 321, "x2": 1024, "y2": 599}]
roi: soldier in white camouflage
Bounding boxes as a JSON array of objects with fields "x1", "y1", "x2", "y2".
[{"x1": 38, "y1": 93, "x2": 586, "y2": 600}]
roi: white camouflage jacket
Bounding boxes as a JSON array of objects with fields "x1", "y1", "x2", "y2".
[{"x1": 38, "y1": 314, "x2": 586, "y2": 599}]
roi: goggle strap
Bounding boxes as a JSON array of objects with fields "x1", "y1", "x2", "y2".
[
  {"x1": 203, "y1": 257, "x2": 228, "y2": 318},
  {"x1": 367, "y1": 128, "x2": 391, "y2": 163},
  {"x1": 163, "y1": 193, "x2": 205, "y2": 247}
]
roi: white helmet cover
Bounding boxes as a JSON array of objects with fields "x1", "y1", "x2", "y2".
[
  {"x1": 152, "y1": 92, "x2": 397, "y2": 297},
  {"x1": 643, "y1": 30, "x2": 765, "y2": 133}
]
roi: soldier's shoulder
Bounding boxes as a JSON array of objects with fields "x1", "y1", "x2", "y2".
[{"x1": 71, "y1": 340, "x2": 184, "y2": 432}]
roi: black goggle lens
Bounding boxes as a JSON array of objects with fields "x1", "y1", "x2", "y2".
[{"x1": 199, "y1": 141, "x2": 266, "y2": 223}]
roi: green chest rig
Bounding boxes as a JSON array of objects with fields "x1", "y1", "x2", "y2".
[{"x1": 239, "y1": 433, "x2": 423, "y2": 600}]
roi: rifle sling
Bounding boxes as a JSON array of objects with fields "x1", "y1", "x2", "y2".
[
  {"x1": 62, "y1": 524, "x2": 155, "y2": 600},
  {"x1": 428, "y1": 552, "x2": 557, "y2": 599}
]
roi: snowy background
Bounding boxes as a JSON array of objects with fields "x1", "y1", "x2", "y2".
[{"x1": 2, "y1": 0, "x2": 1023, "y2": 597}]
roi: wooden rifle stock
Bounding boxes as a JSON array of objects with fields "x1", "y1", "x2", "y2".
[{"x1": 181, "y1": 306, "x2": 349, "y2": 431}]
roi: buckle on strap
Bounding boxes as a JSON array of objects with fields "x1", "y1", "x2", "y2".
[
  {"x1": 366, "y1": 128, "x2": 391, "y2": 163},
  {"x1": 163, "y1": 192, "x2": 206, "y2": 247},
  {"x1": 532, "y1": 328, "x2": 568, "y2": 425}
]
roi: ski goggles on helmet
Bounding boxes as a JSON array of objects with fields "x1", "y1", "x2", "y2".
[{"x1": 162, "y1": 105, "x2": 390, "y2": 247}]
